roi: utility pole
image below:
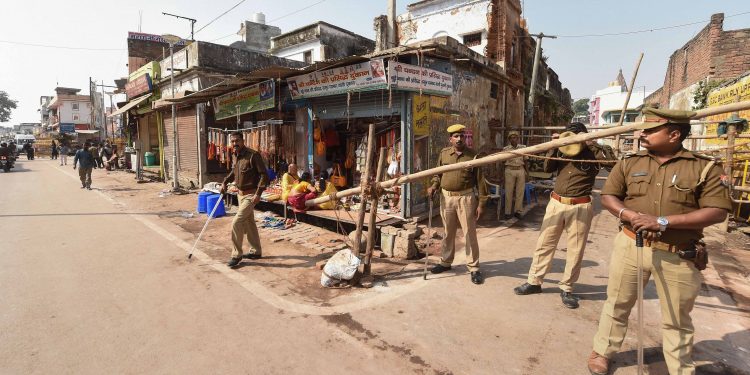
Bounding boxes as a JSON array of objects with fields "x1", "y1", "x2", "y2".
[
  {"x1": 387, "y1": 0, "x2": 396, "y2": 48},
  {"x1": 92, "y1": 81, "x2": 118, "y2": 140},
  {"x1": 162, "y1": 12, "x2": 197, "y2": 40},
  {"x1": 525, "y1": 33, "x2": 557, "y2": 134}
]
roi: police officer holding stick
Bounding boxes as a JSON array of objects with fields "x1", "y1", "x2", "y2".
[{"x1": 587, "y1": 108, "x2": 731, "y2": 375}]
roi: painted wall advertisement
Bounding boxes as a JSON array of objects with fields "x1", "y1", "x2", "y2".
[
  {"x1": 388, "y1": 62, "x2": 453, "y2": 96},
  {"x1": 159, "y1": 49, "x2": 189, "y2": 78},
  {"x1": 213, "y1": 80, "x2": 275, "y2": 120},
  {"x1": 286, "y1": 59, "x2": 387, "y2": 99},
  {"x1": 413, "y1": 95, "x2": 430, "y2": 137},
  {"x1": 704, "y1": 75, "x2": 750, "y2": 146}
]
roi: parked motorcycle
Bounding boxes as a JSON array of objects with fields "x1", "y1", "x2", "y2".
[{"x1": 1, "y1": 155, "x2": 14, "y2": 172}]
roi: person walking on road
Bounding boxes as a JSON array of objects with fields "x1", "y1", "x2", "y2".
[
  {"x1": 502, "y1": 130, "x2": 527, "y2": 220},
  {"x1": 73, "y1": 143, "x2": 96, "y2": 190},
  {"x1": 427, "y1": 124, "x2": 488, "y2": 285},
  {"x1": 59, "y1": 144, "x2": 69, "y2": 166},
  {"x1": 514, "y1": 122, "x2": 615, "y2": 309},
  {"x1": 51, "y1": 140, "x2": 58, "y2": 160},
  {"x1": 221, "y1": 132, "x2": 269, "y2": 268},
  {"x1": 587, "y1": 108, "x2": 731, "y2": 375}
]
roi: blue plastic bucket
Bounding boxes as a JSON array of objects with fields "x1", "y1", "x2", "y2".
[
  {"x1": 206, "y1": 194, "x2": 226, "y2": 218},
  {"x1": 197, "y1": 191, "x2": 213, "y2": 213}
]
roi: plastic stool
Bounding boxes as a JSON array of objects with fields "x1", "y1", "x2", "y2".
[{"x1": 524, "y1": 183, "x2": 537, "y2": 205}]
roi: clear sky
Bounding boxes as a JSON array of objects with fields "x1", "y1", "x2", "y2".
[{"x1": 1, "y1": 0, "x2": 748, "y2": 127}]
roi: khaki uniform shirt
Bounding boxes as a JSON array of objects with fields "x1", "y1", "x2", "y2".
[
  {"x1": 545, "y1": 144, "x2": 614, "y2": 197},
  {"x1": 502, "y1": 144, "x2": 527, "y2": 167},
  {"x1": 602, "y1": 148, "x2": 732, "y2": 245},
  {"x1": 430, "y1": 146, "x2": 489, "y2": 206},
  {"x1": 223, "y1": 147, "x2": 269, "y2": 194}
]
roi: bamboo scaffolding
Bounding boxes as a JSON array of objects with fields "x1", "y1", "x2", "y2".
[{"x1": 306, "y1": 101, "x2": 750, "y2": 207}]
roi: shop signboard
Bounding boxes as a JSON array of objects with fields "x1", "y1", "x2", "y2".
[
  {"x1": 128, "y1": 32, "x2": 187, "y2": 46},
  {"x1": 60, "y1": 123, "x2": 75, "y2": 134},
  {"x1": 286, "y1": 59, "x2": 387, "y2": 99},
  {"x1": 213, "y1": 80, "x2": 275, "y2": 120},
  {"x1": 704, "y1": 74, "x2": 750, "y2": 146},
  {"x1": 388, "y1": 62, "x2": 453, "y2": 97},
  {"x1": 125, "y1": 73, "x2": 153, "y2": 99}
]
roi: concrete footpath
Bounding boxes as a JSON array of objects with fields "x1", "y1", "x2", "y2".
[{"x1": 2, "y1": 159, "x2": 748, "y2": 374}]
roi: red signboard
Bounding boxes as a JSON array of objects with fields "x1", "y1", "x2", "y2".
[
  {"x1": 125, "y1": 74, "x2": 153, "y2": 99},
  {"x1": 74, "y1": 124, "x2": 89, "y2": 130}
]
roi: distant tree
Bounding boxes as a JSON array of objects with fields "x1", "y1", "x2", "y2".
[
  {"x1": 0, "y1": 91, "x2": 18, "y2": 122},
  {"x1": 571, "y1": 98, "x2": 589, "y2": 117}
]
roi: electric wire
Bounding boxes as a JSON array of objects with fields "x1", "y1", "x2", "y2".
[
  {"x1": 555, "y1": 10, "x2": 750, "y2": 38},
  {"x1": 268, "y1": 0, "x2": 328, "y2": 22},
  {"x1": 194, "y1": 0, "x2": 248, "y2": 35},
  {"x1": 209, "y1": 0, "x2": 329, "y2": 42},
  {"x1": 0, "y1": 39, "x2": 124, "y2": 51}
]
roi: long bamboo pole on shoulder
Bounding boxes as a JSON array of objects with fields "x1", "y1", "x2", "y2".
[{"x1": 306, "y1": 100, "x2": 750, "y2": 207}]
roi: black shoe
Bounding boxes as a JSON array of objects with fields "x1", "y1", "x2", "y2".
[
  {"x1": 86, "y1": 186, "x2": 92, "y2": 190},
  {"x1": 470, "y1": 271, "x2": 484, "y2": 285},
  {"x1": 514, "y1": 212, "x2": 522, "y2": 219},
  {"x1": 227, "y1": 257, "x2": 242, "y2": 268},
  {"x1": 242, "y1": 253, "x2": 262, "y2": 260},
  {"x1": 504, "y1": 214, "x2": 512, "y2": 220},
  {"x1": 80, "y1": 186, "x2": 86, "y2": 189},
  {"x1": 430, "y1": 264, "x2": 451, "y2": 274},
  {"x1": 514, "y1": 282, "x2": 542, "y2": 295},
  {"x1": 560, "y1": 292, "x2": 579, "y2": 309}
]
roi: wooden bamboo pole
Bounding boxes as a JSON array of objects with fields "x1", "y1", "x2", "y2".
[
  {"x1": 614, "y1": 53, "x2": 644, "y2": 156},
  {"x1": 364, "y1": 148, "x2": 387, "y2": 276},
  {"x1": 306, "y1": 100, "x2": 750, "y2": 207},
  {"x1": 352, "y1": 124, "x2": 376, "y2": 257}
]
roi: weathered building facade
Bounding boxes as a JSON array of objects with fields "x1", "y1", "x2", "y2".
[
  {"x1": 270, "y1": 21, "x2": 375, "y2": 64},
  {"x1": 394, "y1": 0, "x2": 572, "y2": 145}
]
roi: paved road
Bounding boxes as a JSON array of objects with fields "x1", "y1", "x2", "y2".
[{"x1": 1, "y1": 159, "x2": 748, "y2": 375}]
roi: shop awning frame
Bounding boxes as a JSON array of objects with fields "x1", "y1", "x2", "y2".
[
  {"x1": 108, "y1": 93, "x2": 153, "y2": 117},
  {"x1": 75, "y1": 129, "x2": 100, "y2": 134}
]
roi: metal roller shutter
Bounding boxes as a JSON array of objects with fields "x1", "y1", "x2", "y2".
[
  {"x1": 162, "y1": 107, "x2": 198, "y2": 185},
  {"x1": 176, "y1": 108, "x2": 198, "y2": 176},
  {"x1": 312, "y1": 91, "x2": 403, "y2": 120}
]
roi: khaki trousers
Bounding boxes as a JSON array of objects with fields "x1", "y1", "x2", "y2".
[
  {"x1": 526, "y1": 196, "x2": 593, "y2": 292},
  {"x1": 78, "y1": 167, "x2": 92, "y2": 187},
  {"x1": 504, "y1": 168, "x2": 525, "y2": 215},
  {"x1": 439, "y1": 190, "x2": 480, "y2": 272},
  {"x1": 231, "y1": 193, "x2": 262, "y2": 259},
  {"x1": 593, "y1": 231, "x2": 701, "y2": 375}
]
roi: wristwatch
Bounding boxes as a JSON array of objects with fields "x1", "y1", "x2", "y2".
[{"x1": 657, "y1": 216, "x2": 669, "y2": 232}]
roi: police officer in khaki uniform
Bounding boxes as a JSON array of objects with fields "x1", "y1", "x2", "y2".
[
  {"x1": 514, "y1": 122, "x2": 615, "y2": 309},
  {"x1": 427, "y1": 124, "x2": 489, "y2": 285},
  {"x1": 502, "y1": 130, "x2": 527, "y2": 220},
  {"x1": 221, "y1": 132, "x2": 269, "y2": 268},
  {"x1": 587, "y1": 108, "x2": 731, "y2": 375}
]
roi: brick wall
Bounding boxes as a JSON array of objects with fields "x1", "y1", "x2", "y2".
[
  {"x1": 713, "y1": 28, "x2": 750, "y2": 80},
  {"x1": 653, "y1": 13, "x2": 750, "y2": 108}
]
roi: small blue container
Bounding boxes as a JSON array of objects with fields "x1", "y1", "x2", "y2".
[
  {"x1": 197, "y1": 191, "x2": 213, "y2": 213},
  {"x1": 206, "y1": 194, "x2": 226, "y2": 218}
]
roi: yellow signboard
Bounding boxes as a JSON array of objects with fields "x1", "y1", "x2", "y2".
[
  {"x1": 413, "y1": 95, "x2": 430, "y2": 136},
  {"x1": 705, "y1": 75, "x2": 750, "y2": 145}
]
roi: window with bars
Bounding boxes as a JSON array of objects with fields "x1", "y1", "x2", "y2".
[{"x1": 462, "y1": 32, "x2": 482, "y2": 47}]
